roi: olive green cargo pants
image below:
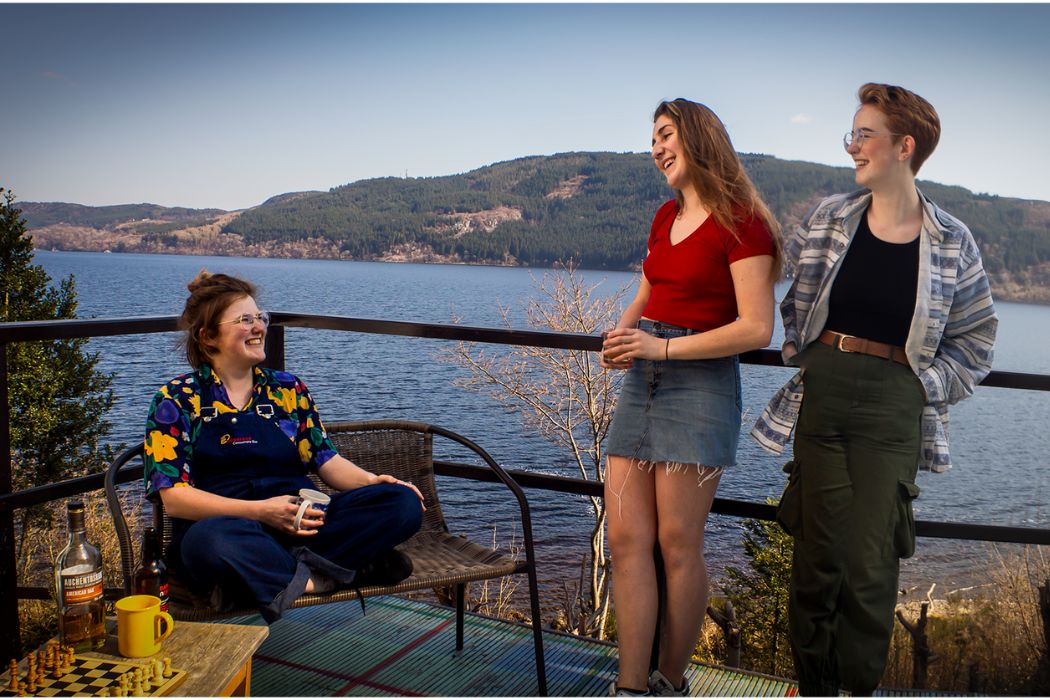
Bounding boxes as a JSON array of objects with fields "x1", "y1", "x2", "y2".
[{"x1": 777, "y1": 342, "x2": 924, "y2": 696}]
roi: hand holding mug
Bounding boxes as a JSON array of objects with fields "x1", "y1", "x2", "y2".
[
  {"x1": 293, "y1": 488, "x2": 331, "y2": 531},
  {"x1": 600, "y1": 329, "x2": 635, "y2": 370}
]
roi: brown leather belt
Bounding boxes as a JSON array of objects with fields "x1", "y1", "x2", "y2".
[{"x1": 818, "y1": 330, "x2": 909, "y2": 367}]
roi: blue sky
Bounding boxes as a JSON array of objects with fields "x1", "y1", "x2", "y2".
[{"x1": 3, "y1": 3, "x2": 1049, "y2": 210}]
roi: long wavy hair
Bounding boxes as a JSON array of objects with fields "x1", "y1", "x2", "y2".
[{"x1": 654, "y1": 99, "x2": 783, "y2": 278}]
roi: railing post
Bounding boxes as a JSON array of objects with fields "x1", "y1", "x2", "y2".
[
  {"x1": 263, "y1": 324, "x2": 285, "y2": 372},
  {"x1": 649, "y1": 546, "x2": 665, "y2": 675},
  {"x1": 0, "y1": 342, "x2": 22, "y2": 660}
]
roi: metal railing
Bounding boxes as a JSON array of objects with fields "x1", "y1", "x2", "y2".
[{"x1": 2, "y1": 312, "x2": 1049, "y2": 659}]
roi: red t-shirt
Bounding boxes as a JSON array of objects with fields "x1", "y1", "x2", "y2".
[{"x1": 641, "y1": 200, "x2": 775, "y2": 332}]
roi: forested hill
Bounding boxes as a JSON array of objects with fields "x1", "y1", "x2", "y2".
[
  {"x1": 22, "y1": 202, "x2": 227, "y2": 231},
  {"x1": 20, "y1": 151, "x2": 1050, "y2": 302}
]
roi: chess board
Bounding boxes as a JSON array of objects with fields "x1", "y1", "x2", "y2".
[{"x1": 1, "y1": 656, "x2": 187, "y2": 697}]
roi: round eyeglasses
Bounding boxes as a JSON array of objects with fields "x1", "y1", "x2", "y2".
[
  {"x1": 843, "y1": 129, "x2": 903, "y2": 150},
  {"x1": 218, "y1": 311, "x2": 270, "y2": 328}
]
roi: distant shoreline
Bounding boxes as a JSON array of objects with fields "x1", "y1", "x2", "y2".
[
  {"x1": 21, "y1": 150, "x2": 1050, "y2": 306},
  {"x1": 34, "y1": 246, "x2": 1046, "y2": 307}
]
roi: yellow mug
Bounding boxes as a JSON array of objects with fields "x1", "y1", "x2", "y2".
[{"x1": 116, "y1": 594, "x2": 174, "y2": 657}]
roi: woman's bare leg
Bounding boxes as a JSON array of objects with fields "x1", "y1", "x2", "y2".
[
  {"x1": 606, "y1": 455, "x2": 658, "y2": 691},
  {"x1": 654, "y1": 466, "x2": 722, "y2": 687}
]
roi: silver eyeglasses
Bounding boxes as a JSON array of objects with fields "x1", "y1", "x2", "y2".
[
  {"x1": 843, "y1": 129, "x2": 903, "y2": 149},
  {"x1": 218, "y1": 311, "x2": 270, "y2": 328}
]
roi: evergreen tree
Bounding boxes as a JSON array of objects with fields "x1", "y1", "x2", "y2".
[
  {"x1": 1, "y1": 187, "x2": 115, "y2": 519},
  {"x1": 721, "y1": 499, "x2": 796, "y2": 678}
]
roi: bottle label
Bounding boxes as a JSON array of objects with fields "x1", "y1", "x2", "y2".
[
  {"x1": 159, "y1": 582, "x2": 170, "y2": 611},
  {"x1": 61, "y1": 564, "x2": 103, "y2": 604}
]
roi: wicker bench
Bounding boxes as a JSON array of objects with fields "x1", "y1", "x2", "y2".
[{"x1": 105, "y1": 419, "x2": 547, "y2": 694}]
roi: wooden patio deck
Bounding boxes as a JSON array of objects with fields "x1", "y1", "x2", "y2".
[{"x1": 225, "y1": 596, "x2": 943, "y2": 697}]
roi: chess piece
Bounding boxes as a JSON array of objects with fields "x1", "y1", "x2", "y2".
[
  {"x1": 7, "y1": 659, "x2": 18, "y2": 692},
  {"x1": 151, "y1": 660, "x2": 163, "y2": 686},
  {"x1": 162, "y1": 658, "x2": 172, "y2": 678},
  {"x1": 133, "y1": 677, "x2": 143, "y2": 697}
]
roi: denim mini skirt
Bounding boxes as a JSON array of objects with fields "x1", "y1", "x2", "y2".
[{"x1": 606, "y1": 320, "x2": 742, "y2": 468}]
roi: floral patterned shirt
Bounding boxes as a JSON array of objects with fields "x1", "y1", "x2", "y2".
[{"x1": 143, "y1": 364, "x2": 338, "y2": 498}]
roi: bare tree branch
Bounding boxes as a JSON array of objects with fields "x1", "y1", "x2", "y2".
[{"x1": 438, "y1": 261, "x2": 630, "y2": 638}]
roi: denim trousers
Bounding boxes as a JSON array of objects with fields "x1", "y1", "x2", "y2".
[
  {"x1": 175, "y1": 482, "x2": 422, "y2": 623},
  {"x1": 777, "y1": 342, "x2": 923, "y2": 696}
]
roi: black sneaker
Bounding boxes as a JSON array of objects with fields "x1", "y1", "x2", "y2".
[{"x1": 354, "y1": 549, "x2": 413, "y2": 586}]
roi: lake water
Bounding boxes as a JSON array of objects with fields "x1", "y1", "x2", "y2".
[{"x1": 32, "y1": 250, "x2": 1050, "y2": 598}]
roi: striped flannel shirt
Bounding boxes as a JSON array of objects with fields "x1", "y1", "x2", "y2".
[{"x1": 751, "y1": 188, "x2": 997, "y2": 472}]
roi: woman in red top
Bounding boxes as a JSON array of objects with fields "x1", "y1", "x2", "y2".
[{"x1": 601, "y1": 99, "x2": 782, "y2": 696}]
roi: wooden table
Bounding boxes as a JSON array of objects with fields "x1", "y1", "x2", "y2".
[{"x1": 83, "y1": 619, "x2": 269, "y2": 696}]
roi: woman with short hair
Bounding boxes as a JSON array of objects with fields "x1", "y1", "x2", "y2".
[{"x1": 753, "y1": 83, "x2": 997, "y2": 695}]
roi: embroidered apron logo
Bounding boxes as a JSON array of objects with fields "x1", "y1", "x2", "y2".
[{"x1": 220, "y1": 434, "x2": 259, "y2": 446}]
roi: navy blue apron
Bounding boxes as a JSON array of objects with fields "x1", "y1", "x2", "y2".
[
  {"x1": 193, "y1": 397, "x2": 310, "y2": 501},
  {"x1": 168, "y1": 376, "x2": 360, "y2": 622}
]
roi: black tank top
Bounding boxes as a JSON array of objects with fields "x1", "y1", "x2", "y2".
[{"x1": 824, "y1": 209, "x2": 919, "y2": 347}]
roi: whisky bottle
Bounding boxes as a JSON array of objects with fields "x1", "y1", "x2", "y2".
[
  {"x1": 132, "y1": 526, "x2": 169, "y2": 611},
  {"x1": 55, "y1": 500, "x2": 106, "y2": 651}
]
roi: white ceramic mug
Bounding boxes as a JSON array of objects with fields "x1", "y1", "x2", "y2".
[{"x1": 293, "y1": 488, "x2": 331, "y2": 530}]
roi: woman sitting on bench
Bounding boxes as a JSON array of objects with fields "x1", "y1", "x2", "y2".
[{"x1": 142, "y1": 270, "x2": 424, "y2": 623}]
